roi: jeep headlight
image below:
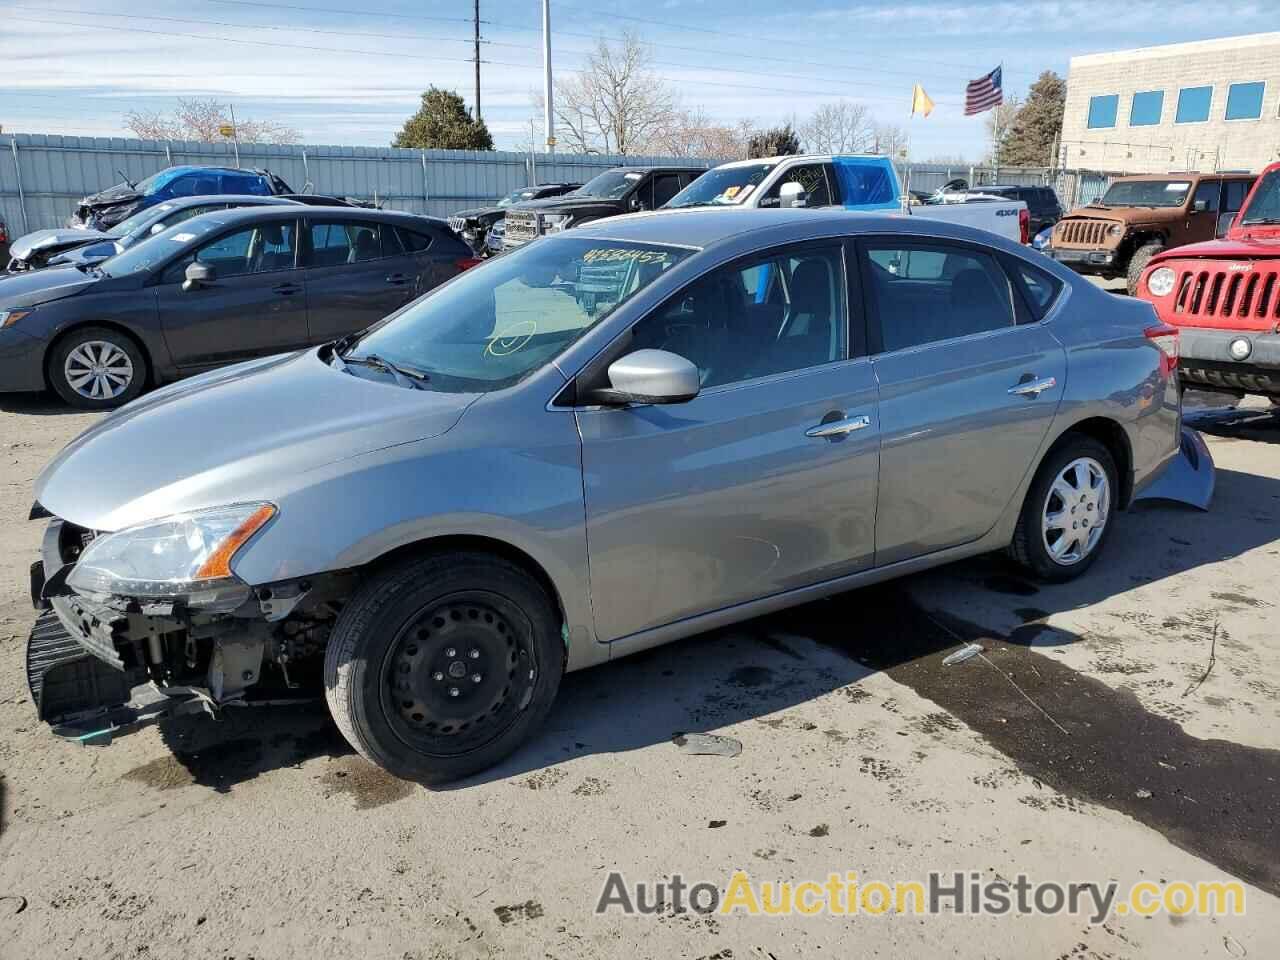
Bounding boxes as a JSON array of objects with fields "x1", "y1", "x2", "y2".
[
  {"x1": 542, "y1": 213, "x2": 573, "y2": 234},
  {"x1": 1147, "y1": 267, "x2": 1176, "y2": 297},
  {"x1": 67, "y1": 503, "x2": 275, "y2": 611},
  {"x1": 1108, "y1": 224, "x2": 1124, "y2": 237}
]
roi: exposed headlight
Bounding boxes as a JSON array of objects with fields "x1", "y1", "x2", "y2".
[
  {"x1": 0, "y1": 309, "x2": 33, "y2": 329},
  {"x1": 542, "y1": 213, "x2": 573, "y2": 234},
  {"x1": 490, "y1": 219, "x2": 506, "y2": 236},
  {"x1": 67, "y1": 503, "x2": 276, "y2": 611},
  {"x1": 1147, "y1": 267, "x2": 1177, "y2": 297},
  {"x1": 1108, "y1": 224, "x2": 1124, "y2": 237}
]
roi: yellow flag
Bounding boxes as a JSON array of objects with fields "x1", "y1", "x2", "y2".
[{"x1": 911, "y1": 84, "x2": 935, "y2": 118}]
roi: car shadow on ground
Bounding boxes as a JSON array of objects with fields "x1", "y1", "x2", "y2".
[
  {"x1": 0, "y1": 392, "x2": 82, "y2": 417},
  {"x1": 1185, "y1": 403, "x2": 1280, "y2": 445}
]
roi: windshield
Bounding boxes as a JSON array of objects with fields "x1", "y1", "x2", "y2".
[
  {"x1": 665, "y1": 164, "x2": 774, "y2": 208},
  {"x1": 96, "y1": 214, "x2": 228, "y2": 277},
  {"x1": 111, "y1": 202, "x2": 179, "y2": 238},
  {"x1": 497, "y1": 188, "x2": 539, "y2": 208},
  {"x1": 573, "y1": 170, "x2": 642, "y2": 200},
  {"x1": 1241, "y1": 171, "x2": 1280, "y2": 224},
  {"x1": 1096, "y1": 180, "x2": 1191, "y2": 208},
  {"x1": 344, "y1": 237, "x2": 693, "y2": 391},
  {"x1": 131, "y1": 167, "x2": 193, "y2": 197}
]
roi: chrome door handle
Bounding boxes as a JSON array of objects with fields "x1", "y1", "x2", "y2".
[
  {"x1": 1008, "y1": 376, "x2": 1057, "y2": 397},
  {"x1": 806, "y1": 414, "x2": 872, "y2": 439}
]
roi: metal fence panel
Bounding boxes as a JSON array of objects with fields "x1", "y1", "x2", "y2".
[{"x1": 0, "y1": 133, "x2": 722, "y2": 232}]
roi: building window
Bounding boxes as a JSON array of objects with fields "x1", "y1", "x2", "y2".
[
  {"x1": 1129, "y1": 90, "x2": 1164, "y2": 126},
  {"x1": 1225, "y1": 81, "x2": 1265, "y2": 120},
  {"x1": 1087, "y1": 94, "x2": 1119, "y2": 129},
  {"x1": 1175, "y1": 85, "x2": 1213, "y2": 123}
]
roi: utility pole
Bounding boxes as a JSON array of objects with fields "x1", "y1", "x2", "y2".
[
  {"x1": 541, "y1": 0, "x2": 555, "y2": 153},
  {"x1": 473, "y1": 0, "x2": 481, "y2": 122}
]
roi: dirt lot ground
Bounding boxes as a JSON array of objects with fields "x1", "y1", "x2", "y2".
[{"x1": 1, "y1": 385, "x2": 1278, "y2": 959}]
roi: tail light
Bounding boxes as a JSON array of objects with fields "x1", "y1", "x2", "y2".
[
  {"x1": 1144, "y1": 322, "x2": 1180, "y2": 375},
  {"x1": 1018, "y1": 208, "x2": 1030, "y2": 244},
  {"x1": 455, "y1": 256, "x2": 482, "y2": 271},
  {"x1": 0, "y1": 221, "x2": 7, "y2": 244}
]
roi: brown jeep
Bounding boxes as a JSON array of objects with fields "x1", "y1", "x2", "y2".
[{"x1": 1050, "y1": 172, "x2": 1255, "y2": 294}]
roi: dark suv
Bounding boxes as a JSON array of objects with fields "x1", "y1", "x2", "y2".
[
  {"x1": 500, "y1": 166, "x2": 708, "y2": 250},
  {"x1": 972, "y1": 185, "x2": 1063, "y2": 236},
  {"x1": 69, "y1": 166, "x2": 293, "y2": 230}
]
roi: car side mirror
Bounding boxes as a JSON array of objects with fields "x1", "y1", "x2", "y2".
[
  {"x1": 1193, "y1": 199, "x2": 1209, "y2": 213},
  {"x1": 629, "y1": 195, "x2": 646, "y2": 212},
  {"x1": 182, "y1": 261, "x2": 214, "y2": 291},
  {"x1": 585, "y1": 349, "x2": 700, "y2": 406},
  {"x1": 779, "y1": 182, "x2": 808, "y2": 209}
]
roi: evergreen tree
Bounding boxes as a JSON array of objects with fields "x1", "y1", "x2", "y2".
[
  {"x1": 394, "y1": 87, "x2": 494, "y2": 150},
  {"x1": 998, "y1": 72, "x2": 1066, "y2": 167},
  {"x1": 747, "y1": 124, "x2": 801, "y2": 159}
]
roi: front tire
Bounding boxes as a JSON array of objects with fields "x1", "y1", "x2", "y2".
[
  {"x1": 324, "y1": 552, "x2": 564, "y2": 784},
  {"x1": 1010, "y1": 436, "x2": 1117, "y2": 582},
  {"x1": 1126, "y1": 242, "x2": 1164, "y2": 296},
  {"x1": 48, "y1": 326, "x2": 146, "y2": 409}
]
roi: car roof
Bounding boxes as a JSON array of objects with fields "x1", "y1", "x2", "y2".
[
  {"x1": 163, "y1": 165, "x2": 266, "y2": 175},
  {"x1": 152, "y1": 194, "x2": 298, "y2": 210},
  {"x1": 568, "y1": 207, "x2": 1006, "y2": 250},
  {"x1": 179, "y1": 204, "x2": 447, "y2": 226}
]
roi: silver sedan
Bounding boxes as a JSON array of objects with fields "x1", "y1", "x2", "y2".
[{"x1": 28, "y1": 208, "x2": 1182, "y2": 782}]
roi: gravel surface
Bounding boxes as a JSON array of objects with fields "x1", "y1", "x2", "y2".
[{"x1": 1, "y1": 389, "x2": 1277, "y2": 959}]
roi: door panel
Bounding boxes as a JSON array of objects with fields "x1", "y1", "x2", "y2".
[
  {"x1": 303, "y1": 220, "x2": 419, "y2": 342},
  {"x1": 872, "y1": 326, "x2": 1065, "y2": 563},
  {"x1": 155, "y1": 221, "x2": 308, "y2": 369},
  {"x1": 578, "y1": 363, "x2": 880, "y2": 642}
]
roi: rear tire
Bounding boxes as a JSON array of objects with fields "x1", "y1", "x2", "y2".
[
  {"x1": 48, "y1": 326, "x2": 146, "y2": 410},
  {"x1": 1126, "y1": 242, "x2": 1164, "y2": 296},
  {"x1": 1009, "y1": 436, "x2": 1118, "y2": 583},
  {"x1": 324, "y1": 552, "x2": 564, "y2": 784}
]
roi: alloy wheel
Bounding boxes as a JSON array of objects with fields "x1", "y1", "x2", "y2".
[
  {"x1": 1041, "y1": 456, "x2": 1111, "y2": 565},
  {"x1": 63, "y1": 340, "x2": 134, "y2": 401}
]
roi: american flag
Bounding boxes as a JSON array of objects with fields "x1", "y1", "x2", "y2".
[{"x1": 964, "y1": 66, "x2": 1003, "y2": 116}]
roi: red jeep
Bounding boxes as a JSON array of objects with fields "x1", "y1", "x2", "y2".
[{"x1": 1138, "y1": 163, "x2": 1280, "y2": 402}]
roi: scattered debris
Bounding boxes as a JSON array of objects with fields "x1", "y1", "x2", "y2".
[
  {"x1": 708, "y1": 820, "x2": 727, "y2": 829},
  {"x1": 1136, "y1": 789, "x2": 1153, "y2": 799},
  {"x1": 1223, "y1": 934, "x2": 1248, "y2": 957},
  {"x1": 672, "y1": 733, "x2": 742, "y2": 757},
  {"x1": 0, "y1": 895, "x2": 27, "y2": 917},
  {"x1": 1182, "y1": 621, "x2": 1219, "y2": 698},
  {"x1": 808, "y1": 824, "x2": 829, "y2": 838},
  {"x1": 943, "y1": 643, "x2": 984, "y2": 666}
]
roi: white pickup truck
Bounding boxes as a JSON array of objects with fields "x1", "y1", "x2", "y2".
[{"x1": 663, "y1": 154, "x2": 1030, "y2": 243}]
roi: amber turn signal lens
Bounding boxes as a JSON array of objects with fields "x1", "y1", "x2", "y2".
[{"x1": 195, "y1": 503, "x2": 276, "y2": 580}]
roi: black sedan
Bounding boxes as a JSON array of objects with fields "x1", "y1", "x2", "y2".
[{"x1": 0, "y1": 206, "x2": 478, "y2": 409}]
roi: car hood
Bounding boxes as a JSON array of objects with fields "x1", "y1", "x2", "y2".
[
  {"x1": 81, "y1": 183, "x2": 142, "y2": 207},
  {"x1": 35, "y1": 348, "x2": 480, "y2": 532},
  {"x1": 1153, "y1": 233, "x2": 1280, "y2": 262},
  {"x1": 451, "y1": 205, "x2": 504, "y2": 220},
  {"x1": 10, "y1": 228, "x2": 112, "y2": 261},
  {"x1": 510, "y1": 196, "x2": 621, "y2": 215},
  {"x1": 0, "y1": 266, "x2": 98, "y2": 308}
]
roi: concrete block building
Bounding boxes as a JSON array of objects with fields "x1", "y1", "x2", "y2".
[{"x1": 1059, "y1": 32, "x2": 1280, "y2": 174}]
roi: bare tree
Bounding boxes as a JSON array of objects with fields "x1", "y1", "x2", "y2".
[
  {"x1": 550, "y1": 31, "x2": 677, "y2": 155},
  {"x1": 646, "y1": 108, "x2": 754, "y2": 159},
  {"x1": 874, "y1": 123, "x2": 910, "y2": 159},
  {"x1": 124, "y1": 98, "x2": 301, "y2": 144},
  {"x1": 800, "y1": 101, "x2": 876, "y2": 154}
]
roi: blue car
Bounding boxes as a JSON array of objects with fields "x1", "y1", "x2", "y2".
[{"x1": 69, "y1": 165, "x2": 292, "y2": 230}]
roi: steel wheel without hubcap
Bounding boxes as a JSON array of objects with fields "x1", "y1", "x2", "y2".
[
  {"x1": 381, "y1": 593, "x2": 537, "y2": 756},
  {"x1": 63, "y1": 340, "x2": 134, "y2": 401},
  {"x1": 1042, "y1": 457, "x2": 1111, "y2": 566}
]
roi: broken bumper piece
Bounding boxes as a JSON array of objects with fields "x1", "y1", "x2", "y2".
[{"x1": 25, "y1": 609, "x2": 209, "y2": 744}]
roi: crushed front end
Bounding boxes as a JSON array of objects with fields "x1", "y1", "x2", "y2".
[{"x1": 27, "y1": 504, "x2": 348, "y2": 743}]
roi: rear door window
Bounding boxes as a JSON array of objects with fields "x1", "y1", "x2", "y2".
[
  {"x1": 396, "y1": 227, "x2": 434, "y2": 253},
  {"x1": 221, "y1": 172, "x2": 271, "y2": 196},
  {"x1": 863, "y1": 241, "x2": 1017, "y2": 353},
  {"x1": 305, "y1": 221, "x2": 386, "y2": 267}
]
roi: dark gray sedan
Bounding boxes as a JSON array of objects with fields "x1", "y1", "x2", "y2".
[
  {"x1": 0, "y1": 206, "x2": 478, "y2": 408},
  {"x1": 27, "y1": 208, "x2": 1187, "y2": 783}
]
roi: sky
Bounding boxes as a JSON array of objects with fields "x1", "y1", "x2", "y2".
[{"x1": 0, "y1": 0, "x2": 1271, "y2": 160}]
